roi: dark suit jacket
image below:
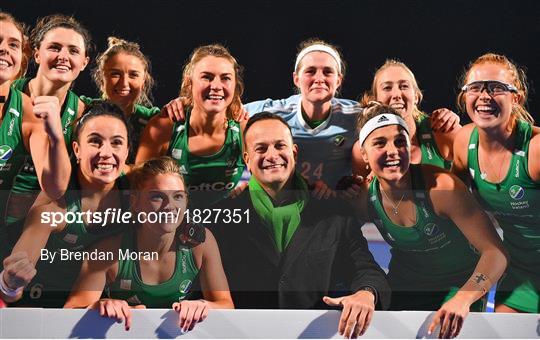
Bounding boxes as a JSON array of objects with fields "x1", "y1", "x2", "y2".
[{"x1": 211, "y1": 191, "x2": 390, "y2": 310}]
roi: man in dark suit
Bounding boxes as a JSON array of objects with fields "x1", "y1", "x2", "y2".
[{"x1": 211, "y1": 112, "x2": 390, "y2": 338}]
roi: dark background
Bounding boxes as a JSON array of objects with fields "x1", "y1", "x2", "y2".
[{"x1": 4, "y1": 0, "x2": 540, "y2": 121}]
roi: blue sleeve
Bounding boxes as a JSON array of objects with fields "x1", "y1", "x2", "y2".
[
  {"x1": 244, "y1": 99, "x2": 273, "y2": 116},
  {"x1": 244, "y1": 98, "x2": 291, "y2": 117}
]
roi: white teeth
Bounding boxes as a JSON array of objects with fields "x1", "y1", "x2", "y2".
[
  {"x1": 96, "y1": 164, "x2": 113, "y2": 171},
  {"x1": 390, "y1": 103, "x2": 405, "y2": 109},
  {"x1": 207, "y1": 95, "x2": 224, "y2": 100},
  {"x1": 264, "y1": 164, "x2": 284, "y2": 169},
  {"x1": 476, "y1": 106, "x2": 494, "y2": 112},
  {"x1": 385, "y1": 160, "x2": 400, "y2": 166},
  {"x1": 116, "y1": 90, "x2": 130, "y2": 95},
  {"x1": 0, "y1": 60, "x2": 8, "y2": 67},
  {"x1": 54, "y1": 65, "x2": 70, "y2": 71}
]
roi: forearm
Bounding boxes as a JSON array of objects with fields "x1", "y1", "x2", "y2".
[
  {"x1": 200, "y1": 296, "x2": 234, "y2": 309},
  {"x1": 39, "y1": 137, "x2": 71, "y2": 200},
  {"x1": 64, "y1": 291, "x2": 102, "y2": 308},
  {"x1": 455, "y1": 248, "x2": 507, "y2": 305}
]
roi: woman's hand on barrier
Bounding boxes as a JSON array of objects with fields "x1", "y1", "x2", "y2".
[
  {"x1": 323, "y1": 290, "x2": 375, "y2": 338},
  {"x1": 92, "y1": 298, "x2": 139, "y2": 331},
  {"x1": 173, "y1": 299, "x2": 209, "y2": 333},
  {"x1": 428, "y1": 296, "x2": 470, "y2": 338}
]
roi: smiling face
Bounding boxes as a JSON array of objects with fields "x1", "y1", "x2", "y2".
[
  {"x1": 374, "y1": 65, "x2": 419, "y2": 121},
  {"x1": 293, "y1": 51, "x2": 342, "y2": 105},
  {"x1": 244, "y1": 118, "x2": 298, "y2": 194},
  {"x1": 0, "y1": 19, "x2": 23, "y2": 83},
  {"x1": 133, "y1": 173, "x2": 187, "y2": 234},
  {"x1": 464, "y1": 62, "x2": 518, "y2": 130},
  {"x1": 190, "y1": 55, "x2": 235, "y2": 115},
  {"x1": 34, "y1": 27, "x2": 89, "y2": 85},
  {"x1": 361, "y1": 124, "x2": 410, "y2": 183},
  {"x1": 103, "y1": 52, "x2": 146, "y2": 111},
  {"x1": 72, "y1": 115, "x2": 129, "y2": 187}
]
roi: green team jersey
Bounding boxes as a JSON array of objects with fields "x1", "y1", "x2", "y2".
[
  {"x1": 368, "y1": 164, "x2": 478, "y2": 292},
  {"x1": 416, "y1": 115, "x2": 452, "y2": 169},
  {"x1": 80, "y1": 96, "x2": 160, "y2": 162},
  {"x1": 168, "y1": 108, "x2": 244, "y2": 206},
  {"x1": 108, "y1": 228, "x2": 199, "y2": 308},
  {"x1": 0, "y1": 88, "x2": 26, "y2": 266},
  {"x1": 15, "y1": 174, "x2": 129, "y2": 307},
  {"x1": 467, "y1": 120, "x2": 540, "y2": 269},
  {"x1": 6, "y1": 78, "x2": 79, "y2": 225}
]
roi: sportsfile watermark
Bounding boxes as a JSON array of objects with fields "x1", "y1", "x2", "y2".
[
  {"x1": 41, "y1": 208, "x2": 183, "y2": 227},
  {"x1": 40, "y1": 208, "x2": 251, "y2": 227}
]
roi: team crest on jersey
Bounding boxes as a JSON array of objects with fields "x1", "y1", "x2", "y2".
[
  {"x1": 179, "y1": 279, "x2": 192, "y2": 294},
  {"x1": 333, "y1": 135, "x2": 345, "y2": 147},
  {"x1": 0, "y1": 145, "x2": 13, "y2": 161},
  {"x1": 509, "y1": 185, "x2": 525, "y2": 200}
]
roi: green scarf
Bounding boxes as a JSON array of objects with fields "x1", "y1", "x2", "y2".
[{"x1": 248, "y1": 173, "x2": 309, "y2": 252}]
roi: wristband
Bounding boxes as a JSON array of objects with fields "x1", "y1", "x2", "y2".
[{"x1": 0, "y1": 270, "x2": 23, "y2": 298}]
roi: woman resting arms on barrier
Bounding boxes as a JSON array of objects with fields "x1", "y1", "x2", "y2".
[
  {"x1": 452, "y1": 53, "x2": 540, "y2": 314},
  {"x1": 352, "y1": 103, "x2": 507, "y2": 338},
  {"x1": 64, "y1": 156, "x2": 233, "y2": 332}
]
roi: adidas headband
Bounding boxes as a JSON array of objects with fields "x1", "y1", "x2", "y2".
[
  {"x1": 294, "y1": 44, "x2": 342, "y2": 73},
  {"x1": 359, "y1": 114, "x2": 410, "y2": 146}
]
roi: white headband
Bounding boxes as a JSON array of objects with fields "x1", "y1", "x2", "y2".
[
  {"x1": 294, "y1": 44, "x2": 342, "y2": 74},
  {"x1": 359, "y1": 114, "x2": 410, "y2": 146}
]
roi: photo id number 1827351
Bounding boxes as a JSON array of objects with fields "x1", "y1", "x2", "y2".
[{"x1": 184, "y1": 208, "x2": 250, "y2": 224}]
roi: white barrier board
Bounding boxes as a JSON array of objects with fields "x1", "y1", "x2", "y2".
[{"x1": 1, "y1": 309, "x2": 539, "y2": 338}]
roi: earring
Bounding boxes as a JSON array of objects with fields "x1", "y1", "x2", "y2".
[
  {"x1": 76, "y1": 158, "x2": 80, "y2": 164},
  {"x1": 365, "y1": 164, "x2": 370, "y2": 170}
]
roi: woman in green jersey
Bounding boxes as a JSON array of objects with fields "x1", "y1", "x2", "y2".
[
  {"x1": 452, "y1": 53, "x2": 540, "y2": 313},
  {"x1": 353, "y1": 60, "x2": 460, "y2": 176},
  {"x1": 82, "y1": 36, "x2": 159, "y2": 162},
  {"x1": 0, "y1": 101, "x2": 131, "y2": 306},
  {"x1": 136, "y1": 44, "x2": 245, "y2": 206},
  {"x1": 354, "y1": 103, "x2": 507, "y2": 338},
  {"x1": 64, "y1": 157, "x2": 233, "y2": 332},
  {"x1": 7, "y1": 14, "x2": 91, "y2": 225},
  {"x1": 0, "y1": 12, "x2": 70, "y2": 265}
]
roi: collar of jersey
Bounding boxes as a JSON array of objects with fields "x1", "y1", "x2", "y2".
[{"x1": 295, "y1": 95, "x2": 333, "y2": 135}]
